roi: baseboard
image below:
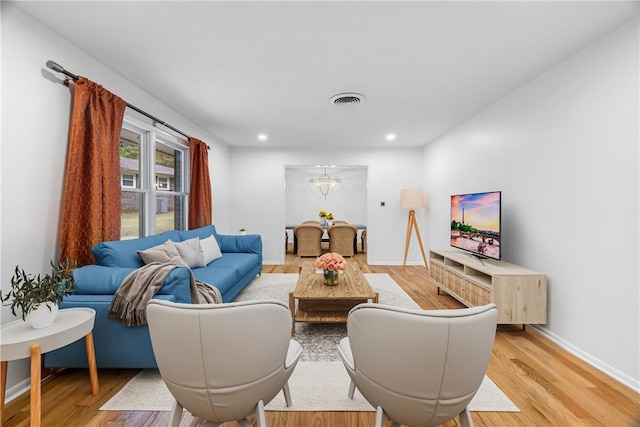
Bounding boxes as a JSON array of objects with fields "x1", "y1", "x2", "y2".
[
  {"x1": 367, "y1": 261, "x2": 428, "y2": 266},
  {"x1": 3, "y1": 377, "x2": 30, "y2": 405},
  {"x1": 530, "y1": 325, "x2": 640, "y2": 393}
]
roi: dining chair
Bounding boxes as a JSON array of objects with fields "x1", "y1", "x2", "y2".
[
  {"x1": 328, "y1": 224, "x2": 358, "y2": 256},
  {"x1": 361, "y1": 230, "x2": 367, "y2": 253},
  {"x1": 294, "y1": 223, "x2": 323, "y2": 256}
]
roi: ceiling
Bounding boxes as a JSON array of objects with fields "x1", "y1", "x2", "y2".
[{"x1": 11, "y1": 1, "x2": 639, "y2": 148}]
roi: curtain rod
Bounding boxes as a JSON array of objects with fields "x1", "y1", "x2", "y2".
[{"x1": 46, "y1": 60, "x2": 210, "y2": 149}]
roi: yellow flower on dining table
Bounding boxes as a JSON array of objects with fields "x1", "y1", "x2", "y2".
[
  {"x1": 326, "y1": 212, "x2": 334, "y2": 220},
  {"x1": 318, "y1": 210, "x2": 327, "y2": 218}
]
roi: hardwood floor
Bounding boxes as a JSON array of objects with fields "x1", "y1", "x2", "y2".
[{"x1": 2, "y1": 248, "x2": 638, "y2": 426}]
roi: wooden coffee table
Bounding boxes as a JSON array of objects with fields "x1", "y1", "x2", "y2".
[{"x1": 289, "y1": 263, "x2": 378, "y2": 335}]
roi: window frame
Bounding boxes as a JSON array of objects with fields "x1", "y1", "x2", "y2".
[
  {"x1": 120, "y1": 116, "x2": 190, "y2": 238},
  {"x1": 156, "y1": 176, "x2": 170, "y2": 190},
  {"x1": 121, "y1": 173, "x2": 136, "y2": 188}
]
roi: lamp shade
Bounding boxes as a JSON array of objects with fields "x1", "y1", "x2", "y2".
[{"x1": 399, "y1": 189, "x2": 425, "y2": 209}]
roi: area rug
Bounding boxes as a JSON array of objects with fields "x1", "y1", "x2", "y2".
[
  {"x1": 101, "y1": 273, "x2": 519, "y2": 413},
  {"x1": 234, "y1": 273, "x2": 422, "y2": 362}
]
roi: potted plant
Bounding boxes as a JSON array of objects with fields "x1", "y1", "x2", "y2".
[
  {"x1": 1, "y1": 259, "x2": 76, "y2": 329},
  {"x1": 238, "y1": 227, "x2": 247, "y2": 235}
]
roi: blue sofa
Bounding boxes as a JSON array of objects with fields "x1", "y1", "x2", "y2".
[{"x1": 44, "y1": 225, "x2": 262, "y2": 369}]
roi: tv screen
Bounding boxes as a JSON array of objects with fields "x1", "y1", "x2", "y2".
[{"x1": 450, "y1": 191, "x2": 501, "y2": 260}]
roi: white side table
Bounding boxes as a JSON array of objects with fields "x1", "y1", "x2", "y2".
[{"x1": 0, "y1": 308, "x2": 99, "y2": 427}]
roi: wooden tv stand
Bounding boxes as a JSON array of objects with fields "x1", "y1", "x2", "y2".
[{"x1": 429, "y1": 249, "x2": 547, "y2": 325}]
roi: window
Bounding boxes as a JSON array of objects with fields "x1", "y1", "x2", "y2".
[
  {"x1": 156, "y1": 177, "x2": 170, "y2": 190},
  {"x1": 122, "y1": 174, "x2": 136, "y2": 188},
  {"x1": 119, "y1": 118, "x2": 189, "y2": 239}
]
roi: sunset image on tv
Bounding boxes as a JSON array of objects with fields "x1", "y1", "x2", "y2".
[{"x1": 451, "y1": 191, "x2": 501, "y2": 259}]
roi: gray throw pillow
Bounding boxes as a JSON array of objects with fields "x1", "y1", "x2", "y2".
[
  {"x1": 137, "y1": 240, "x2": 188, "y2": 267},
  {"x1": 172, "y1": 237, "x2": 206, "y2": 268}
]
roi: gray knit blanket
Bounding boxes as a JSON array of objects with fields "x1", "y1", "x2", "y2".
[{"x1": 107, "y1": 261, "x2": 222, "y2": 326}]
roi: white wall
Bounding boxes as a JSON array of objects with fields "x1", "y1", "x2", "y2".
[
  {"x1": 229, "y1": 147, "x2": 425, "y2": 265},
  {"x1": 285, "y1": 166, "x2": 368, "y2": 225},
  {"x1": 0, "y1": 3, "x2": 230, "y2": 396},
  {"x1": 422, "y1": 18, "x2": 639, "y2": 390}
]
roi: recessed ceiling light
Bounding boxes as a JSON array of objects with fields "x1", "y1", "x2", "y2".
[
  {"x1": 257, "y1": 134, "x2": 268, "y2": 141},
  {"x1": 386, "y1": 133, "x2": 396, "y2": 141}
]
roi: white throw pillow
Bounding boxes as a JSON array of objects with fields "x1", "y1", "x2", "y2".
[
  {"x1": 172, "y1": 237, "x2": 206, "y2": 268},
  {"x1": 201, "y1": 234, "x2": 223, "y2": 265}
]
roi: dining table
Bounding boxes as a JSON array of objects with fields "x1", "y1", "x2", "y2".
[{"x1": 286, "y1": 223, "x2": 366, "y2": 255}]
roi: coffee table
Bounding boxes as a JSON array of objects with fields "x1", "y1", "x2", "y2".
[{"x1": 289, "y1": 263, "x2": 378, "y2": 335}]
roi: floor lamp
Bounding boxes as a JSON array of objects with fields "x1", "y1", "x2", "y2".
[{"x1": 400, "y1": 189, "x2": 428, "y2": 270}]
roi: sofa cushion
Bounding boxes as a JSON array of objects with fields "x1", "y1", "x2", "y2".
[
  {"x1": 201, "y1": 235, "x2": 223, "y2": 264},
  {"x1": 74, "y1": 266, "x2": 138, "y2": 294},
  {"x1": 73, "y1": 265, "x2": 194, "y2": 303},
  {"x1": 176, "y1": 225, "x2": 218, "y2": 242},
  {"x1": 172, "y1": 237, "x2": 206, "y2": 268},
  {"x1": 192, "y1": 267, "x2": 238, "y2": 295},
  {"x1": 205, "y1": 253, "x2": 262, "y2": 279},
  {"x1": 62, "y1": 294, "x2": 177, "y2": 304},
  {"x1": 217, "y1": 234, "x2": 262, "y2": 256},
  {"x1": 92, "y1": 230, "x2": 181, "y2": 268},
  {"x1": 137, "y1": 240, "x2": 187, "y2": 266}
]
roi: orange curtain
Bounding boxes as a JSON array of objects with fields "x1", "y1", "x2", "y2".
[
  {"x1": 59, "y1": 78, "x2": 126, "y2": 265},
  {"x1": 188, "y1": 138, "x2": 212, "y2": 229}
]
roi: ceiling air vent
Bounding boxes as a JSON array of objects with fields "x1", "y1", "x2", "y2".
[{"x1": 330, "y1": 93, "x2": 365, "y2": 105}]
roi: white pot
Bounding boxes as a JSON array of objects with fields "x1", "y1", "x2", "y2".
[{"x1": 26, "y1": 302, "x2": 59, "y2": 329}]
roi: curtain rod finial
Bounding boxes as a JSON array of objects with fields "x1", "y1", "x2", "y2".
[{"x1": 46, "y1": 60, "x2": 64, "y2": 73}]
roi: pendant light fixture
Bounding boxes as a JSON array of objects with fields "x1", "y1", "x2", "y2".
[{"x1": 310, "y1": 166, "x2": 341, "y2": 200}]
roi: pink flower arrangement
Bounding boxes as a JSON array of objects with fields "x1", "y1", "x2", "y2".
[{"x1": 315, "y1": 252, "x2": 347, "y2": 271}]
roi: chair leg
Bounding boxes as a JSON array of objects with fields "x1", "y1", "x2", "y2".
[
  {"x1": 167, "y1": 400, "x2": 183, "y2": 427},
  {"x1": 255, "y1": 400, "x2": 267, "y2": 427},
  {"x1": 459, "y1": 407, "x2": 474, "y2": 427},
  {"x1": 347, "y1": 380, "x2": 356, "y2": 399},
  {"x1": 374, "y1": 406, "x2": 385, "y2": 427},
  {"x1": 283, "y1": 381, "x2": 293, "y2": 407}
]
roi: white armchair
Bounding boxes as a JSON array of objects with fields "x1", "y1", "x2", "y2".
[
  {"x1": 147, "y1": 299, "x2": 302, "y2": 427},
  {"x1": 338, "y1": 303, "x2": 498, "y2": 427}
]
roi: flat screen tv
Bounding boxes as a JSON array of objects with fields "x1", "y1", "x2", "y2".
[{"x1": 450, "y1": 191, "x2": 501, "y2": 260}]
